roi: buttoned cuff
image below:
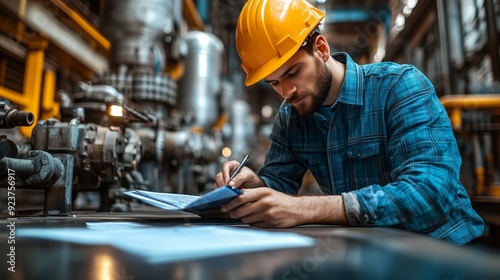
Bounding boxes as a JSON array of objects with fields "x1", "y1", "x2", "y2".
[{"x1": 342, "y1": 192, "x2": 363, "y2": 226}]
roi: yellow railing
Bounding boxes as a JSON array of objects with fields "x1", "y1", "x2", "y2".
[{"x1": 440, "y1": 94, "x2": 500, "y2": 197}]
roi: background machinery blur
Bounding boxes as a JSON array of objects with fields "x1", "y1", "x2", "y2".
[
  {"x1": 0, "y1": 0, "x2": 499, "y2": 248},
  {"x1": 0, "y1": 0, "x2": 256, "y2": 214}
]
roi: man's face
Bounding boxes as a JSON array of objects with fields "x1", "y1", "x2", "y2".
[{"x1": 264, "y1": 50, "x2": 332, "y2": 116}]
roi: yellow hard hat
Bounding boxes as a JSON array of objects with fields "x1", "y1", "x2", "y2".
[{"x1": 236, "y1": 0, "x2": 325, "y2": 86}]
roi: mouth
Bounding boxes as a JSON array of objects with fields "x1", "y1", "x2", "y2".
[{"x1": 292, "y1": 97, "x2": 306, "y2": 105}]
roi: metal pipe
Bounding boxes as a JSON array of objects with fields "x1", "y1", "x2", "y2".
[
  {"x1": 485, "y1": 0, "x2": 500, "y2": 81},
  {"x1": 184, "y1": 0, "x2": 205, "y2": 31},
  {"x1": 436, "y1": 0, "x2": 453, "y2": 94},
  {"x1": 100, "y1": 0, "x2": 175, "y2": 70},
  {"x1": 0, "y1": 101, "x2": 35, "y2": 128},
  {"x1": 177, "y1": 31, "x2": 223, "y2": 131}
]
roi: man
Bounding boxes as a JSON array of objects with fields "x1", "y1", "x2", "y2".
[{"x1": 214, "y1": 0, "x2": 484, "y2": 245}]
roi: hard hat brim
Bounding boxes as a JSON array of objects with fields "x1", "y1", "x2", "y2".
[{"x1": 244, "y1": 45, "x2": 300, "y2": 86}]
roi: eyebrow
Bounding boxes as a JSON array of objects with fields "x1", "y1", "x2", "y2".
[{"x1": 264, "y1": 63, "x2": 300, "y2": 84}]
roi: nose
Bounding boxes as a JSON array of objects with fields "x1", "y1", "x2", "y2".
[{"x1": 280, "y1": 80, "x2": 297, "y2": 100}]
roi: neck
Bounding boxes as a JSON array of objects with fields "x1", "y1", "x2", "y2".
[{"x1": 322, "y1": 57, "x2": 345, "y2": 106}]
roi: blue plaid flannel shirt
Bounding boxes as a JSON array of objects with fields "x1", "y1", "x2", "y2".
[{"x1": 258, "y1": 52, "x2": 484, "y2": 245}]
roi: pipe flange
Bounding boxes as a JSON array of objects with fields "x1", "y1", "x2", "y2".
[{"x1": 23, "y1": 151, "x2": 64, "y2": 186}]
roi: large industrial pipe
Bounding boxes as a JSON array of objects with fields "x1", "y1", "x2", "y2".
[
  {"x1": 177, "y1": 31, "x2": 224, "y2": 131},
  {"x1": 100, "y1": 0, "x2": 177, "y2": 71}
]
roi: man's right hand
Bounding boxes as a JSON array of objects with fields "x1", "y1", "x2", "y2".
[{"x1": 214, "y1": 160, "x2": 266, "y2": 189}]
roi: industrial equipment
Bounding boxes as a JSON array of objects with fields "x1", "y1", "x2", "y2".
[{"x1": 0, "y1": 0, "x2": 237, "y2": 215}]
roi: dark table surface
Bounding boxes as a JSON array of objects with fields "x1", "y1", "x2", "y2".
[{"x1": 2, "y1": 210, "x2": 500, "y2": 280}]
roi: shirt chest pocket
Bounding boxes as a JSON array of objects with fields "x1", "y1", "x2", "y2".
[{"x1": 347, "y1": 142, "x2": 390, "y2": 189}]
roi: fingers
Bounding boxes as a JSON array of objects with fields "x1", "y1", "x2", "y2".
[
  {"x1": 221, "y1": 188, "x2": 272, "y2": 209},
  {"x1": 227, "y1": 167, "x2": 255, "y2": 188},
  {"x1": 221, "y1": 160, "x2": 239, "y2": 184},
  {"x1": 213, "y1": 173, "x2": 224, "y2": 189},
  {"x1": 233, "y1": 203, "x2": 268, "y2": 225},
  {"x1": 220, "y1": 189, "x2": 249, "y2": 212},
  {"x1": 220, "y1": 160, "x2": 240, "y2": 187},
  {"x1": 215, "y1": 161, "x2": 260, "y2": 189},
  {"x1": 221, "y1": 188, "x2": 299, "y2": 228},
  {"x1": 214, "y1": 160, "x2": 239, "y2": 188},
  {"x1": 223, "y1": 198, "x2": 275, "y2": 227},
  {"x1": 223, "y1": 200, "x2": 269, "y2": 226},
  {"x1": 221, "y1": 188, "x2": 269, "y2": 214}
]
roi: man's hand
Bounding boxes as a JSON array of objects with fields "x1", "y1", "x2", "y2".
[
  {"x1": 214, "y1": 160, "x2": 265, "y2": 189},
  {"x1": 221, "y1": 187, "x2": 349, "y2": 228}
]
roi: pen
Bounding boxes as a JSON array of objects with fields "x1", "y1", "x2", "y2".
[{"x1": 228, "y1": 154, "x2": 249, "y2": 182}]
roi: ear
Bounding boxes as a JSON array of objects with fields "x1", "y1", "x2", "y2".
[{"x1": 314, "y1": 35, "x2": 330, "y2": 62}]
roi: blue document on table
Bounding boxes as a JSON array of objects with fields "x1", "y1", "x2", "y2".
[
  {"x1": 18, "y1": 224, "x2": 316, "y2": 264},
  {"x1": 124, "y1": 186, "x2": 242, "y2": 214}
]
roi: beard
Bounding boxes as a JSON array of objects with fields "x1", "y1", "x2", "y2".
[{"x1": 285, "y1": 57, "x2": 332, "y2": 116}]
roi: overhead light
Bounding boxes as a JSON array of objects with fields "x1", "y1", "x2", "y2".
[
  {"x1": 403, "y1": 6, "x2": 413, "y2": 16},
  {"x1": 108, "y1": 105, "x2": 124, "y2": 117},
  {"x1": 222, "y1": 147, "x2": 232, "y2": 158},
  {"x1": 407, "y1": 0, "x2": 419, "y2": 9},
  {"x1": 261, "y1": 105, "x2": 273, "y2": 118},
  {"x1": 403, "y1": 0, "x2": 419, "y2": 16},
  {"x1": 394, "y1": 13, "x2": 406, "y2": 31},
  {"x1": 373, "y1": 47, "x2": 386, "y2": 62}
]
